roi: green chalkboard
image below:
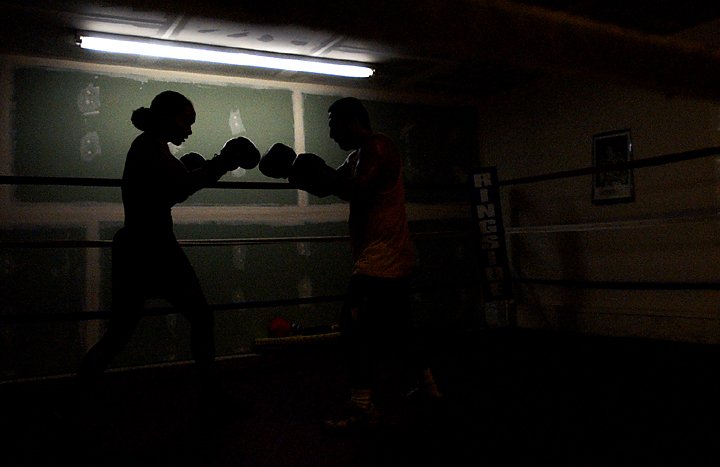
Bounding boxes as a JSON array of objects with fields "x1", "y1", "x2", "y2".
[
  {"x1": 303, "y1": 94, "x2": 479, "y2": 204},
  {"x1": 12, "y1": 67, "x2": 296, "y2": 205}
]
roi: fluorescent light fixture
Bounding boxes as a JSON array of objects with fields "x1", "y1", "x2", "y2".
[{"x1": 77, "y1": 33, "x2": 374, "y2": 78}]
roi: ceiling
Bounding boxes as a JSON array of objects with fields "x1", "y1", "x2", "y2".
[{"x1": 3, "y1": 0, "x2": 720, "y2": 99}]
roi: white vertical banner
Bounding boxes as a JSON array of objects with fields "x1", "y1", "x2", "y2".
[{"x1": 471, "y1": 168, "x2": 514, "y2": 326}]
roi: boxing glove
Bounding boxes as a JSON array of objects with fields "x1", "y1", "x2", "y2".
[
  {"x1": 259, "y1": 143, "x2": 298, "y2": 179},
  {"x1": 180, "y1": 152, "x2": 207, "y2": 171},
  {"x1": 289, "y1": 153, "x2": 339, "y2": 197},
  {"x1": 211, "y1": 136, "x2": 261, "y2": 173}
]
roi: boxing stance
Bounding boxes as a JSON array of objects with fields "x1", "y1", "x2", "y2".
[
  {"x1": 260, "y1": 97, "x2": 440, "y2": 430},
  {"x1": 77, "y1": 90, "x2": 260, "y2": 393}
]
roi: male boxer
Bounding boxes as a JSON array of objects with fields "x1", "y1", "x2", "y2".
[{"x1": 260, "y1": 97, "x2": 441, "y2": 430}]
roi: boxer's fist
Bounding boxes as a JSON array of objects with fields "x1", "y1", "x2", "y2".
[
  {"x1": 213, "y1": 137, "x2": 261, "y2": 172},
  {"x1": 180, "y1": 152, "x2": 206, "y2": 171},
  {"x1": 289, "y1": 153, "x2": 339, "y2": 197},
  {"x1": 259, "y1": 143, "x2": 297, "y2": 179}
]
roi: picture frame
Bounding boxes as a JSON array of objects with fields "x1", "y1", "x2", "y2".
[{"x1": 592, "y1": 129, "x2": 634, "y2": 204}]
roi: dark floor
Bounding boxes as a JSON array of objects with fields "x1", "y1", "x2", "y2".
[{"x1": 1, "y1": 328, "x2": 718, "y2": 467}]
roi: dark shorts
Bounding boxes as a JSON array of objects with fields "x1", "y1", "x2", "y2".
[{"x1": 341, "y1": 274, "x2": 412, "y2": 339}]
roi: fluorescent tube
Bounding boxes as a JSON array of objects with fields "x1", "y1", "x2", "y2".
[{"x1": 78, "y1": 33, "x2": 374, "y2": 78}]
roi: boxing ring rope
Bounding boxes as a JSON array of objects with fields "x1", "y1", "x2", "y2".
[
  {"x1": 0, "y1": 295, "x2": 347, "y2": 324},
  {"x1": 0, "y1": 227, "x2": 471, "y2": 324},
  {"x1": 2, "y1": 144, "x2": 719, "y2": 327},
  {"x1": 513, "y1": 278, "x2": 720, "y2": 291},
  {"x1": 497, "y1": 146, "x2": 720, "y2": 186},
  {"x1": 3, "y1": 145, "x2": 718, "y2": 189},
  {"x1": 0, "y1": 175, "x2": 288, "y2": 190},
  {"x1": 497, "y1": 145, "x2": 720, "y2": 292},
  {"x1": 0, "y1": 275, "x2": 475, "y2": 324},
  {"x1": 0, "y1": 230, "x2": 463, "y2": 249}
]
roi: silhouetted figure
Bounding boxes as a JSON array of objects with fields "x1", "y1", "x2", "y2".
[
  {"x1": 77, "y1": 91, "x2": 256, "y2": 396},
  {"x1": 323, "y1": 97, "x2": 442, "y2": 430},
  {"x1": 259, "y1": 97, "x2": 442, "y2": 430}
]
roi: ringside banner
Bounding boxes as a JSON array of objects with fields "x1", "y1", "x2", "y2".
[{"x1": 471, "y1": 168, "x2": 514, "y2": 326}]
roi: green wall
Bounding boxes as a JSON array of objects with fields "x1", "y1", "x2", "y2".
[
  {"x1": 13, "y1": 68, "x2": 479, "y2": 205},
  {"x1": 13, "y1": 67, "x2": 296, "y2": 205}
]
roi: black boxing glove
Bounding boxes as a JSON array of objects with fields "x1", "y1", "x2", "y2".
[
  {"x1": 211, "y1": 137, "x2": 261, "y2": 174},
  {"x1": 258, "y1": 143, "x2": 297, "y2": 179},
  {"x1": 180, "y1": 152, "x2": 207, "y2": 171},
  {"x1": 288, "y1": 153, "x2": 339, "y2": 197}
]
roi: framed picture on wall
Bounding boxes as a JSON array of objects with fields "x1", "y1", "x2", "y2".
[{"x1": 592, "y1": 129, "x2": 634, "y2": 204}]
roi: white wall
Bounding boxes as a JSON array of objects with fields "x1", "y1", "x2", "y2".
[{"x1": 479, "y1": 74, "x2": 720, "y2": 343}]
